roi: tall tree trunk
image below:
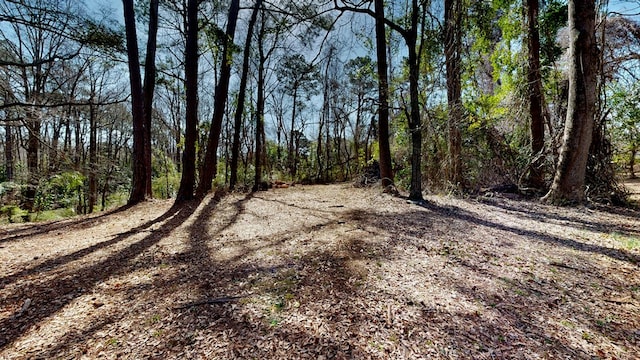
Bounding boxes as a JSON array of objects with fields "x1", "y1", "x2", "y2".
[
  {"x1": 232, "y1": 0, "x2": 261, "y2": 190},
  {"x1": 123, "y1": 0, "x2": 147, "y2": 205},
  {"x1": 253, "y1": 31, "x2": 267, "y2": 191},
  {"x1": 24, "y1": 106, "x2": 40, "y2": 210},
  {"x1": 445, "y1": 0, "x2": 463, "y2": 188},
  {"x1": 197, "y1": 0, "x2": 241, "y2": 196},
  {"x1": 374, "y1": 0, "x2": 394, "y2": 188},
  {"x1": 253, "y1": 3, "x2": 267, "y2": 192},
  {"x1": 405, "y1": 0, "x2": 423, "y2": 201},
  {"x1": 526, "y1": 0, "x2": 546, "y2": 188},
  {"x1": 5, "y1": 121, "x2": 13, "y2": 181},
  {"x1": 143, "y1": 0, "x2": 159, "y2": 198},
  {"x1": 629, "y1": 146, "x2": 637, "y2": 179},
  {"x1": 542, "y1": 0, "x2": 597, "y2": 204},
  {"x1": 74, "y1": 108, "x2": 81, "y2": 169},
  {"x1": 88, "y1": 100, "x2": 97, "y2": 213},
  {"x1": 176, "y1": 0, "x2": 199, "y2": 201}
]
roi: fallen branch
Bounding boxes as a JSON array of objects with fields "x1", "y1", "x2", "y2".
[
  {"x1": 174, "y1": 295, "x2": 248, "y2": 309},
  {"x1": 549, "y1": 261, "x2": 587, "y2": 272}
]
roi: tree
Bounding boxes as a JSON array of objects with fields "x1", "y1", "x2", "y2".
[
  {"x1": 197, "y1": 0, "x2": 241, "y2": 197},
  {"x1": 525, "y1": 0, "x2": 546, "y2": 189},
  {"x1": 542, "y1": 0, "x2": 597, "y2": 204},
  {"x1": 122, "y1": 0, "x2": 147, "y2": 205},
  {"x1": 345, "y1": 56, "x2": 376, "y2": 172},
  {"x1": 373, "y1": 0, "x2": 394, "y2": 188},
  {"x1": 0, "y1": 0, "x2": 86, "y2": 210},
  {"x1": 277, "y1": 53, "x2": 319, "y2": 179},
  {"x1": 231, "y1": 0, "x2": 261, "y2": 190},
  {"x1": 176, "y1": 0, "x2": 199, "y2": 201},
  {"x1": 445, "y1": 0, "x2": 463, "y2": 188},
  {"x1": 143, "y1": 0, "x2": 160, "y2": 197}
]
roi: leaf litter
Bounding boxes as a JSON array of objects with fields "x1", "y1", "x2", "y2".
[{"x1": 0, "y1": 183, "x2": 639, "y2": 359}]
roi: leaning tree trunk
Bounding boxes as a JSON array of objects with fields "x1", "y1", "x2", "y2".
[
  {"x1": 197, "y1": 0, "x2": 240, "y2": 197},
  {"x1": 231, "y1": 0, "x2": 261, "y2": 190},
  {"x1": 542, "y1": 0, "x2": 597, "y2": 204}
]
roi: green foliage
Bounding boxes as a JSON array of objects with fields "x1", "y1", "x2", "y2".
[
  {"x1": 609, "y1": 83, "x2": 640, "y2": 157},
  {"x1": 34, "y1": 171, "x2": 85, "y2": 211},
  {"x1": 0, "y1": 205, "x2": 28, "y2": 223},
  {"x1": 80, "y1": 19, "x2": 124, "y2": 52},
  {"x1": 610, "y1": 232, "x2": 640, "y2": 250},
  {"x1": 152, "y1": 149, "x2": 181, "y2": 199},
  {"x1": 539, "y1": 0, "x2": 568, "y2": 69}
]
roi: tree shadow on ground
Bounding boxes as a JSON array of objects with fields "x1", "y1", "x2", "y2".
[
  {"x1": 476, "y1": 196, "x2": 640, "y2": 238},
  {"x1": 0, "y1": 203, "x2": 140, "y2": 245},
  {"x1": 348, "y1": 202, "x2": 639, "y2": 358},
  {"x1": 0, "y1": 201, "x2": 201, "y2": 349},
  {"x1": 2, "y1": 189, "x2": 638, "y2": 358},
  {"x1": 417, "y1": 200, "x2": 640, "y2": 265}
]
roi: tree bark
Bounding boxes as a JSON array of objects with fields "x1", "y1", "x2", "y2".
[
  {"x1": 253, "y1": 3, "x2": 268, "y2": 192},
  {"x1": 405, "y1": 0, "x2": 423, "y2": 201},
  {"x1": 445, "y1": 0, "x2": 463, "y2": 188},
  {"x1": 197, "y1": 0, "x2": 241, "y2": 197},
  {"x1": 231, "y1": 0, "x2": 261, "y2": 190},
  {"x1": 526, "y1": 0, "x2": 546, "y2": 188},
  {"x1": 374, "y1": 0, "x2": 394, "y2": 188},
  {"x1": 5, "y1": 121, "x2": 13, "y2": 181},
  {"x1": 143, "y1": 0, "x2": 159, "y2": 198},
  {"x1": 123, "y1": 0, "x2": 147, "y2": 205},
  {"x1": 629, "y1": 147, "x2": 637, "y2": 179},
  {"x1": 176, "y1": 0, "x2": 199, "y2": 201},
  {"x1": 542, "y1": 0, "x2": 597, "y2": 204},
  {"x1": 88, "y1": 100, "x2": 97, "y2": 213}
]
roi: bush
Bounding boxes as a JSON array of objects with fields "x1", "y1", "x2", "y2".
[{"x1": 35, "y1": 171, "x2": 85, "y2": 211}]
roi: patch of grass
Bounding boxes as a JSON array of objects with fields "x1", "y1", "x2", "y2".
[
  {"x1": 610, "y1": 232, "x2": 640, "y2": 250},
  {"x1": 0, "y1": 205, "x2": 28, "y2": 223},
  {"x1": 582, "y1": 332, "x2": 592, "y2": 341},
  {"x1": 560, "y1": 320, "x2": 575, "y2": 329},
  {"x1": 267, "y1": 317, "x2": 281, "y2": 328},
  {"x1": 595, "y1": 314, "x2": 618, "y2": 328},
  {"x1": 33, "y1": 208, "x2": 77, "y2": 222},
  {"x1": 106, "y1": 338, "x2": 120, "y2": 347},
  {"x1": 271, "y1": 299, "x2": 285, "y2": 312},
  {"x1": 147, "y1": 314, "x2": 161, "y2": 325}
]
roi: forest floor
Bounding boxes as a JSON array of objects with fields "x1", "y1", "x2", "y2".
[{"x1": 1, "y1": 183, "x2": 639, "y2": 359}]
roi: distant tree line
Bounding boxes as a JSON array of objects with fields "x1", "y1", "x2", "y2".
[{"x1": 1, "y1": 0, "x2": 639, "y2": 220}]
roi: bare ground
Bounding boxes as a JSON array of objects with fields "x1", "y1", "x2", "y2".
[{"x1": 0, "y1": 183, "x2": 639, "y2": 359}]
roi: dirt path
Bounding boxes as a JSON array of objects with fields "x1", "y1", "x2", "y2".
[{"x1": 1, "y1": 184, "x2": 639, "y2": 359}]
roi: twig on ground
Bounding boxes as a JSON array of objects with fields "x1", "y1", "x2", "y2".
[{"x1": 174, "y1": 295, "x2": 248, "y2": 309}]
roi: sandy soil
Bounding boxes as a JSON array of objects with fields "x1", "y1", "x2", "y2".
[{"x1": 1, "y1": 183, "x2": 639, "y2": 359}]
